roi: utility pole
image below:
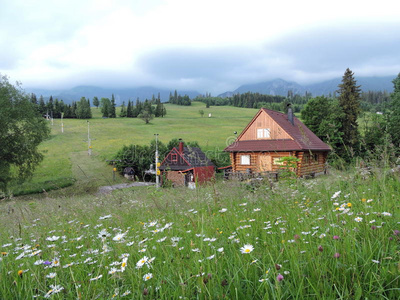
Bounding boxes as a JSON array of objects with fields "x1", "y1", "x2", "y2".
[{"x1": 154, "y1": 133, "x2": 160, "y2": 188}]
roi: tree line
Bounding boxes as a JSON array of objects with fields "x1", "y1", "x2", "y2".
[
  {"x1": 301, "y1": 69, "x2": 400, "y2": 163},
  {"x1": 168, "y1": 90, "x2": 191, "y2": 105}
]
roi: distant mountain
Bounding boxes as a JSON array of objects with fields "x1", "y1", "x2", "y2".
[
  {"x1": 218, "y1": 76, "x2": 395, "y2": 98},
  {"x1": 23, "y1": 86, "x2": 200, "y2": 105}
]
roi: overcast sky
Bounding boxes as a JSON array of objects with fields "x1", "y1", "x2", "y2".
[{"x1": 1, "y1": 0, "x2": 399, "y2": 94}]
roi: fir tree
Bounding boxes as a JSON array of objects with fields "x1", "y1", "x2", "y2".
[
  {"x1": 387, "y1": 73, "x2": 400, "y2": 149},
  {"x1": 337, "y1": 68, "x2": 361, "y2": 160}
]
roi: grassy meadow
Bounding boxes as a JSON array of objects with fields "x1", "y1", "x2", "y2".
[
  {"x1": 9, "y1": 102, "x2": 256, "y2": 196},
  {"x1": 1, "y1": 102, "x2": 399, "y2": 299},
  {"x1": 1, "y1": 167, "x2": 399, "y2": 299}
]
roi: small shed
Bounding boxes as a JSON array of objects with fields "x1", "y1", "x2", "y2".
[
  {"x1": 159, "y1": 142, "x2": 215, "y2": 187},
  {"x1": 225, "y1": 107, "x2": 331, "y2": 177}
]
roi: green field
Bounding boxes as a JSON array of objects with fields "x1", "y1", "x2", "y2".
[{"x1": 10, "y1": 102, "x2": 257, "y2": 196}]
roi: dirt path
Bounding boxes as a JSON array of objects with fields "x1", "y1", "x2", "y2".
[{"x1": 97, "y1": 182, "x2": 155, "y2": 195}]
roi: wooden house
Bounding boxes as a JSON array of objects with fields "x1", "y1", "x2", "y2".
[
  {"x1": 160, "y1": 142, "x2": 215, "y2": 187},
  {"x1": 224, "y1": 107, "x2": 331, "y2": 177}
]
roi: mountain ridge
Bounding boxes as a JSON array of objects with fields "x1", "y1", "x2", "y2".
[{"x1": 218, "y1": 76, "x2": 395, "y2": 98}]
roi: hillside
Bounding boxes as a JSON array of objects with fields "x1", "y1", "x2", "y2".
[
  {"x1": 218, "y1": 76, "x2": 395, "y2": 97},
  {"x1": 9, "y1": 103, "x2": 257, "y2": 196}
]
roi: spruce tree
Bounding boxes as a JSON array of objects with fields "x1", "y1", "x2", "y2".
[
  {"x1": 337, "y1": 68, "x2": 361, "y2": 160},
  {"x1": 110, "y1": 94, "x2": 116, "y2": 118},
  {"x1": 387, "y1": 73, "x2": 400, "y2": 149}
]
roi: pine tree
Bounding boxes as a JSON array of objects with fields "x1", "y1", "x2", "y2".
[
  {"x1": 119, "y1": 101, "x2": 127, "y2": 117},
  {"x1": 337, "y1": 68, "x2": 361, "y2": 160},
  {"x1": 387, "y1": 73, "x2": 400, "y2": 149},
  {"x1": 126, "y1": 100, "x2": 133, "y2": 117},
  {"x1": 39, "y1": 95, "x2": 46, "y2": 115},
  {"x1": 110, "y1": 94, "x2": 116, "y2": 118}
]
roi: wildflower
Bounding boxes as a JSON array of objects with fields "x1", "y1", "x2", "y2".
[
  {"x1": 44, "y1": 285, "x2": 64, "y2": 298},
  {"x1": 334, "y1": 253, "x2": 340, "y2": 258},
  {"x1": 46, "y1": 236, "x2": 60, "y2": 242},
  {"x1": 354, "y1": 217, "x2": 363, "y2": 222},
  {"x1": 219, "y1": 208, "x2": 227, "y2": 213},
  {"x1": 99, "y1": 214, "x2": 112, "y2": 220},
  {"x1": 331, "y1": 191, "x2": 341, "y2": 199},
  {"x1": 46, "y1": 273, "x2": 56, "y2": 279},
  {"x1": 18, "y1": 270, "x2": 23, "y2": 277},
  {"x1": 121, "y1": 257, "x2": 128, "y2": 272},
  {"x1": 207, "y1": 255, "x2": 215, "y2": 260},
  {"x1": 108, "y1": 267, "x2": 119, "y2": 275},
  {"x1": 275, "y1": 264, "x2": 281, "y2": 270},
  {"x1": 89, "y1": 274, "x2": 103, "y2": 281},
  {"x1": 240, "y1": 244, "x2": 254, "y2": 254},
  {"x1": 318, "y1": 245, "x2": 323, "y2": 252},
  {"x1": 136, "y1": 256, "x2": 148, "y2": 269},
  {"x1": 217, "y1": 247, "x2": 224, "y2": 253},
  {"x1": 113, "y1": 232, "x2": 126, "y2": 242},
  {"x1": 121, "y1": 290, "x2": 131, "y2": 296},
  {"x1": 372, "y1": 259, "x2": 380, "y2": 264},
  {"x1": 143, "y1": 273, "x2": 153, "y2": 281},
  {"x1": 319, "y1": 233, "x2": 326, "y2": 239},
  {"x1": 361, "y1": 198, "x2": 366, "y2": 202},
  {"x1": 277, "y1": 274, "x2": 284, "y2": 282},
  {"x1": 347, "y1": 203, "x2": 352, "y2": 207},
  {"x1": 393, "y1": 230, "x2": 400, "y2": 236},
  {"x1": 333, "y1": 235, "x2": 340, "y2": 240},
  {"x1": 98, "y1": 229, "x2": 111, "y2": 239},
  {"x1": 382, "y1": 212, "x2": 392, "y2": 217}
]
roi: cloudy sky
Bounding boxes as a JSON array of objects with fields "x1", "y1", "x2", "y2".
[{"x1": 1, "y1": 0, "x2": 399, "y2": 94}]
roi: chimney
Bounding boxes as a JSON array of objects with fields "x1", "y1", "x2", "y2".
[
  {"x1": 287, "y1": 103, "x2": 294, "y2": 126},
  {"x1": 179, "y1": 140, "x2": 184, "y2": 154}
]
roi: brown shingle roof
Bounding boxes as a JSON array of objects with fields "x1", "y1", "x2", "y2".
[{"x1": 225, "y1": 108, "x2": 331, "y2": 152}]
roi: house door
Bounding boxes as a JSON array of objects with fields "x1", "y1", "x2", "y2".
[{"x1": 258, "y1": 155, "x2": 272, "y2": 172}]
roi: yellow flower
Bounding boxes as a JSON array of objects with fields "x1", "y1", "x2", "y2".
[
  {"x1": 361, "y1": 198, "x2": 366, "y2": 202},
  {"x1": 347, "y1": 203, "x2": 352, "y2": 207},
  {"x1": 18, "y1": 270, "x2": 23, "y2": 277}
]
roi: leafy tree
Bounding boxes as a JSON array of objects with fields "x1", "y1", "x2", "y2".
[
  {"x1": 199, "y1": 109, "x2": 205, "y2": 117},
  {"x1": 92, "y1": 96, "x2": 99, "y2": 108},
  {"x1": 0, "y1": 76, "x2": 50, "y2": 194},
  {"x1": 387, "y1": 73, "x2": 400, "y2": 149},
  {"x1": 138, "y1": 110, "x2": 154, "y2": 124},
  {"x1": 301, "y1": 96, "x2": 343, "y2": 157},
  {"x1": 337, "y1": 68, "x2": 362, "y2": 160}
]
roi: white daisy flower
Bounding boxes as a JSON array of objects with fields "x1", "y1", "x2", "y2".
[{"x1": 240, "y1": 244, "x2": 254, "y2": 254}]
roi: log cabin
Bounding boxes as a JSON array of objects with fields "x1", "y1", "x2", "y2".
[
  {"x1": 160, "y1": 142, "x2": 215, "y2": 187},
  {"x1": 224, "y1": 107, "x2": 331, "y2": 177}
]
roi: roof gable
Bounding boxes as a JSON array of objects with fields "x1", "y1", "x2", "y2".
[
  {"x1": 225, "y1": 108, "x2": 331, "y2": 152},
  {"x1": 160, "y1": 146, "x2": 215, "y2": 170}
]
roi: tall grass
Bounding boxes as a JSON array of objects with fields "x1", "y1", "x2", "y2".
[{"x1": 1, "y1": 168, "x2": 399, "y2": 299}]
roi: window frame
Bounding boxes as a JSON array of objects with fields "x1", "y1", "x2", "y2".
[
  {"x1": 240, "y1": 155, "x2": 251, "y2": 165},
  {"x1": 171, "y1": 154, "x2": 178, "y2": 162},
  {"x1": 256, "y1": 128, "x2": 271, "y2": 139}
]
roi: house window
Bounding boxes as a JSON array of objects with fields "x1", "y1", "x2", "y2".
[
  {"x1": 273, "y1": 157, "x2": 284, "y2": 165},
  {"x1": 303, "y1": 154, "x2": 309, "y2": 164},
  {"x1": 171, "y1": 154, "x2": 178, "y2": 162},
  {"x1": 257, "y1": 128, "x2": 270, "y2": 139},
  {"x1": 240, "y1": 155, "x2": 251, "y2": 165},
  {"x1": 313, "y1": 154, "x2": 319, "y2": 163}
]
